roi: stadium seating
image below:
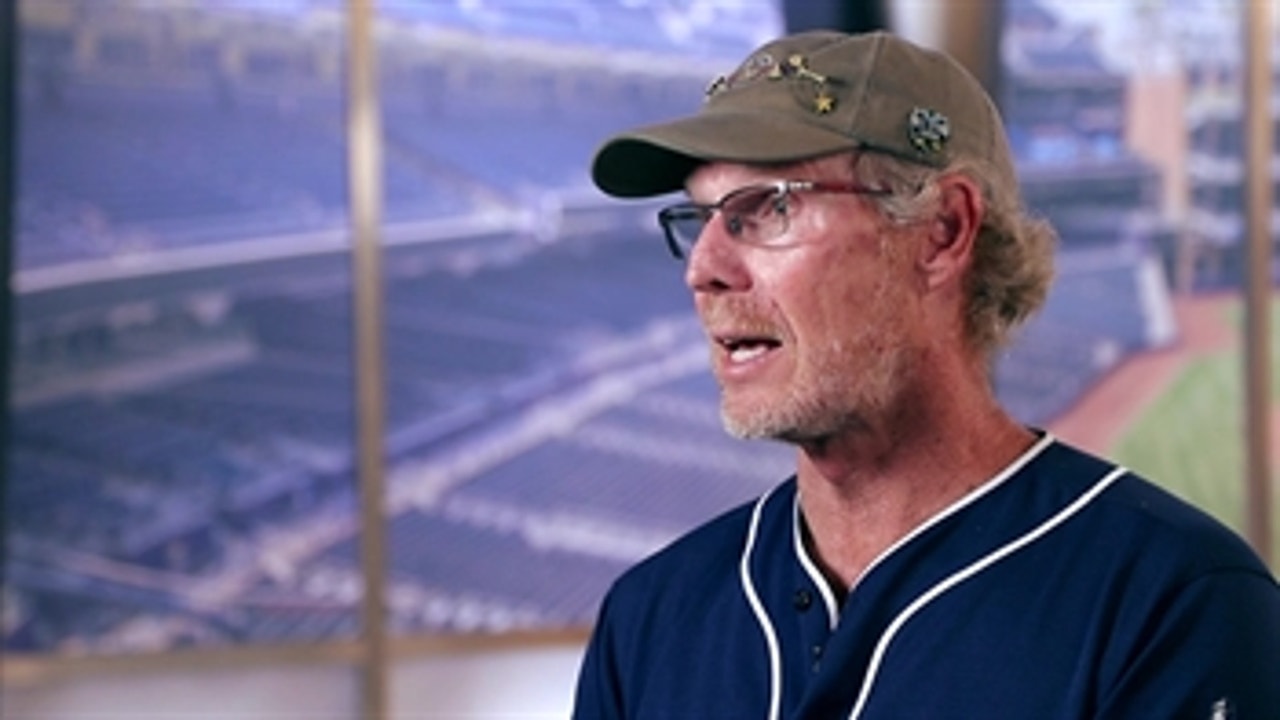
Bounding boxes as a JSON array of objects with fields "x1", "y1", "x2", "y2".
[
  {"x1": 993, "y1": 249, "x2": 1157, "y2": 424},
  {"x1": 16, "y1": 83, "x2": 476, "y2": 269},
  {"x1": 6, "y1": 0, "x2": 1171, "y2": 651}
]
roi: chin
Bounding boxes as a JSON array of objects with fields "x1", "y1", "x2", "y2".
[
  {"x1": 719, "y1": 400, "x2": 831, "y2": 443},
  {"x1": 719, "y1": 398, "x2": 770, "y2": 440},
  {"x1": 720, "y1": 381, "x2": 879, "y2": 443}
]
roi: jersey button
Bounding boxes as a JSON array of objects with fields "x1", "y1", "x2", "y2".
[{"x1": 793, "y1": 589, "x2": 813, "y2": 611}]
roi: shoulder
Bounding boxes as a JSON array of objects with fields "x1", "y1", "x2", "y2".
[
  {"x1": 1050, "y1": 440, "x2": 1275, "y2": 584},
  {"x1": 599, "y1": 479, "x2": 792, "y2": 624},
  {"x1": 999, "y1": 441, "x2": 1280, "y2": 713},
  {"x1": 1065, "y1": 455, "x2": 1280, "y2": 714},
  {"x1": 1106, "y1": 472, "x2": 1268, "y2": 577},
  {"x1": 574, "y1": 483, "x2": 792, "y2": 718},
  {"x1": 610, "y1": 493, "x2": 762, "y2": 602}
]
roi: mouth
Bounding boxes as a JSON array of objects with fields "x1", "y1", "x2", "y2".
[{"x1": 716, "y1": 334, "x2": 783, "y2": 365}]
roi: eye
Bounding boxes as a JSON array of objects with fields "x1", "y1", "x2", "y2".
[
  {"x1": 742, "y1": 187, "x2": 785, "y2": 219},
  {"x1": 724, "y1": 214, "x2": 745, "y2": 237},
  {"x1": 742, "y1": 187, "x2": 790, "y2": 226},
  {"x1": 767, "y1": 191, "x2": 791, "y2": 219},
  {"x1": 722, "y1": 186, "x2": 782, "y2": 234}
]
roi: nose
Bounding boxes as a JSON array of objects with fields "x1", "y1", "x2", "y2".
[{"x1": 684, "y1": 217, "x2": 752, "y2": 294}]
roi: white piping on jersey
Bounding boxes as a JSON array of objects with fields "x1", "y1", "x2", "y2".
[
  {"x1": 790, "y1": 432, "x2": 1057, "y2": 630},
  {"x1": 793, "y1": 499, "x2": 841, "y2": 631},
  {"x1": 846, "y1": 432, "x2": 1057, "y2": 594},
  {"x1": 741, "y1": 484, "x2": 783, "y2": 720},
  {"x1": 846, "y1": 464, "x2": 1128, "y2": 719},
  {"x1": 744, "y1": 434, "x2": 1062, "y2": 720}
]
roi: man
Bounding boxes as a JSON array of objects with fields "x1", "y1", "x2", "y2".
[{"x1": 572, "y1": 30, "x2": 1280, "y2": 720}]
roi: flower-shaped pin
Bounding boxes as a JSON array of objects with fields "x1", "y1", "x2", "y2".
[{"x1": 907, "y1": 107, "x2": 950, "y2": 155}]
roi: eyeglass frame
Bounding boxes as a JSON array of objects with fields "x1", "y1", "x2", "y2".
[{"x1": 656, "y1": 179, "x2": 893, "y2": 260}]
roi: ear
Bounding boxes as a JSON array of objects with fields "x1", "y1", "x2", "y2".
[{"x1": 918, "y1": 174, "x2": 983, "y2": 292}]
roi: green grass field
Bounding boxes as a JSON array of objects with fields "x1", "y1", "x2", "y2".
[{"x1": 1112, "y1": 297, "x2": 1280, "y2": 565}]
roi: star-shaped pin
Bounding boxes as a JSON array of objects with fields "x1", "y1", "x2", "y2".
[{"x1": 814, "y1": 91, "x2": 835, "y2": 114}]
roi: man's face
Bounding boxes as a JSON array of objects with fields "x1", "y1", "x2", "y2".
[{"x1": 683, "y1": 157, "x2": 924, "y2": 443}]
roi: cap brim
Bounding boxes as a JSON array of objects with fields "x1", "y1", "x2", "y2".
[{"x1": 592, "y1": 111, "x2": 861, "y2": 198}]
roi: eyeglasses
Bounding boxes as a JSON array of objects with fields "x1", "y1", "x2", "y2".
[{"x1": 656, "y1": 179, "x2": 891, "y2": 260}]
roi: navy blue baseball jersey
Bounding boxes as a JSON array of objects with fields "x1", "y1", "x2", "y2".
[{"x1": 573, "y1": 434, "x2": 1280, "y2": 719}]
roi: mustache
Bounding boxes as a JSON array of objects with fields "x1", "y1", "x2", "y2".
[{"x1": 697, "y1": 300, "x2": 782, "y2": 337}]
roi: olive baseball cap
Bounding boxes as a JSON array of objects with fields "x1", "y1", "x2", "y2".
[{"x1": 592, "y1": 30, "x2": 1015, "y2": 198}]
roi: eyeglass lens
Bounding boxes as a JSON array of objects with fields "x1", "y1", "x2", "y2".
[{"x1": 663, "y1": 185, "x2": 786, "y2": 259}]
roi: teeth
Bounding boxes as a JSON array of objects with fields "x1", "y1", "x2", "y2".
[{"x1": 729, "y1": 343, "x2": 769, "y2": 363}]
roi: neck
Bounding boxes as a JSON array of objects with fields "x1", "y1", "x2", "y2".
[{"x1": 793, "y1": 365, "x2": 1037, "y2": 596}]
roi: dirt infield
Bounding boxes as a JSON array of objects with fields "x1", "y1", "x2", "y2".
[{"x1": 1047, "y1": 294, "x2": 1236, "y2": 455}]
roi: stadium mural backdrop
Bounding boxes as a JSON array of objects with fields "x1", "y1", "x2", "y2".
[{"x1": 4, "y1": 0, "x2": 1270, "y2": 658}]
